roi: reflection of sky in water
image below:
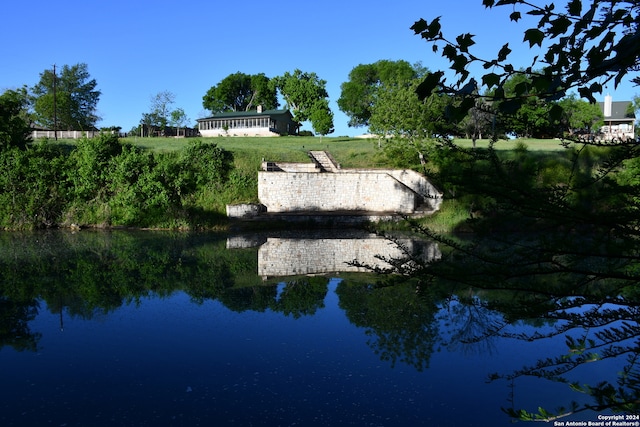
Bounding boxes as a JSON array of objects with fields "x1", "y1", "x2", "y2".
[{"x1": 0, "y1": 278, "x2": 622, "y2": 427}]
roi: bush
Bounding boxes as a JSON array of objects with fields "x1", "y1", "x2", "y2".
[
  {"x1": 68, "y1": 132, "x2": 123, "y2": 202},
  {"x1": 107, "y1": 145, "x2": 171, "y2": 226},
  {"x1": 178, "y1": 140, "x2": 234, "y2": 188},
  {"x1": 0, "y1": 143, "x2": 68, "y2": 229}
]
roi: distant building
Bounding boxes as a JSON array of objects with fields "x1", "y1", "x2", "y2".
[
  {"x1": 598, "y1": 95, "x2": 636, "y2": 140},
  {"x1": 139, "y1": 124, "x2": 198, "y2": 138},
  {"x1": 197, "y1": 107, "x2": 298, "y2": 137}
]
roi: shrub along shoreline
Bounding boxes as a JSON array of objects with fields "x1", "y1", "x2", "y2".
[{"x1": 0, "y1": 134, "x2": 238, "y2": 231}]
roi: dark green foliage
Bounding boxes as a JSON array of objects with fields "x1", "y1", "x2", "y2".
[
  {"x1": 0, "y1": 143, "x2": 68, "y2": 229},
  {"x1": 0, "y1": 232, "x2": 258, "y2": 321},
  {"x1": 406, "y1": 3, "x2": 640, "y2": 418},
  {"x1": 272, "y1": 278, "x2": 328, "y2": 319},
  {"x1": 0, "y1": 297, "x2": 40, "y2": 352},
  {"x1": 68, "y1": 132, "x2": 123, "y2": 201},
  {"x1": 0, "y1": 89, "x2": 32, "y2": 150},
  {"x1": 90, "y1": 138, "x2": 233, "y2": 227},
  {"x1": 178, "y1": 139, "x2": 234, "y2": 189},
  {"x1": 107, "y1": 145, "x2": 171, "y2": 225},
  {"x1": 399, "y1": 139, "x2": 640, "y2": 421},
  {"x1": 412, "y1": 1, "x2": 639, "y2": 108},
  {"x1": 0, "y1": 133, "x2": 234, "y2": 230}
]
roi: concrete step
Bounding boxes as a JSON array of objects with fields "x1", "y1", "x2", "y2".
[{"x1": 308, "y1": 151, "x2": 339, "y2": 172}]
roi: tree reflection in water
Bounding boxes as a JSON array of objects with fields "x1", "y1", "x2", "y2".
[
  {"x1": 440, "y1": 290, "x2": 640, "y2": 420},
  {"x1": 0, "y1": 298, "x2": 41, "y2": 352},
  {"x1": 337, "y1": 279, "x2": 438, "y2": 372},
  {"x1": 0, "y1": 230, "x2": 638, "y2": 422}
]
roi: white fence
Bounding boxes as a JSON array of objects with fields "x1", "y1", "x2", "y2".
[{"x1": 32, "y1": 130, "x2": 102, "y2": 139}]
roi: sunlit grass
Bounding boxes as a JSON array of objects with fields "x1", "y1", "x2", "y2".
[
  {"x1": 120, "y1": 135, "x2": 385, "y2": 170},
  {"x1": 454, "y1": 138, "x2": 569, "y2": 151}
]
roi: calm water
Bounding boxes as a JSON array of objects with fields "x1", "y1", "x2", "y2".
[{"x1": 0, "y1": 230, "x2": 636, "y2": 426}]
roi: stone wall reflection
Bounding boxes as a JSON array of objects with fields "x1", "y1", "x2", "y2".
[{"x1": 228, "y1": 232, "x2": 440, "y2": 278}]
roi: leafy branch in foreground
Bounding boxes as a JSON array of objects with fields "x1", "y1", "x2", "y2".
[
  {"x1": 412, "y1": 1, "x2": 639, "y2": 109},
  {"x1": 401, "y1": 1, "x2": 640, "y2": 421}
]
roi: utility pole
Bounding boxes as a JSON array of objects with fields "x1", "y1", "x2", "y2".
[{"x1": 53, "y1": 64, "x2": 58, "y2": 141}]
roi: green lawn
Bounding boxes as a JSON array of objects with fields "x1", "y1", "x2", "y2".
[
  {"x1": 49, "y1": 134, "x2": 569, "y2": 155},
  {"x1": 120, "y1": 135, "x2": 388, "y2": 169},
  {"x1": 120, "y1": 135, "x2": 570, "y2": 166},
  {"x1": 43, "y1": 134, "x2": 573, "y2": 179},
  {"x1": 454, "y1": 137, "x2": 570, "y2": 151}
]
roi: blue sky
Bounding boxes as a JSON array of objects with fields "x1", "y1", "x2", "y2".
[{"x1": 1, "y1": 0, "x2": 637, "y2": 136}]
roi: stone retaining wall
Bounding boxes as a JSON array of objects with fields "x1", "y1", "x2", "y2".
[{"x1": 258, "y1": 171, "x2": 420, "y2": 213}]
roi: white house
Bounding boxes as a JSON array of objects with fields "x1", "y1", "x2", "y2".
[
  {"x1": 197, "y1": 107, "x2": 298, "y2": 137},
  {"x1": 598, "y1": 94, "x2": 636, "y2": 141}
]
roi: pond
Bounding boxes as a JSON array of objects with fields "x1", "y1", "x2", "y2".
[{"x1": 0, "y1": 230, "x2": 637, "y2": 426}]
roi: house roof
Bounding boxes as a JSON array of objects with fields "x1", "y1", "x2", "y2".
[
  {"x1": 598, "y1": 100, "x2": 635, "y2": 121},
  {"x1": 197, "y1": 109, "x2": 292, "y2": 121}
]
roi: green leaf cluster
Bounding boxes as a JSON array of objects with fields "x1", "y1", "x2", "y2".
[
  {"x1": 271, "y1": 69, "x2": 329, "y2": 122},
  {"x1": 412, "y1": 0, "x2": 640, "y2": 113}
]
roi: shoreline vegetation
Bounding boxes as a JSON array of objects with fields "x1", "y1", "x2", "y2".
[{"x1": 0, "y1": 133, "x2": 572, "y2": 232}]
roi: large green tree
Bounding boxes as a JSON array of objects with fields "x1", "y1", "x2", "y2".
[
  {"x1": 271, "y1": 69, "x2": 332, "y2": 127},
  {"x1": 368, "y1": 77, "x2": 453, "y2": 167},
  {"x1": 487, "y1": 72, "x2": 559, "y2": 138},
  {"x1": 309, "y1": 99, "x2": 334, "y2": 137},
  {"x1": 369, "y1": 80, "x2": 450, "y2": 140},
  {"x1": 202, "y1": 72, "x2": 278, "y2": 113},
  {"x1": 457, "y1": 98, "x2": 495, "y2": 144},
  {"x1": 338, "y1": 59, "x2": 421, "y2": 128},
  {"x1": 557, "y1": 94, "x2": 604, "y2": 136},
  {"x1": 31, "y1": 63, "x2": 101, "y2": 131}
]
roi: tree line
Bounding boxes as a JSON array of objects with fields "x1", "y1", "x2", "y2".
[
  {"x1": 339, "y1": 59, "x2": 638, "y2": 141},
  {"x1": 0, "y1": 65, "x2": 336, "y2": 140},
  {"x1": 6, "y1": 52, "x2": 636, "y2": 144}
]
